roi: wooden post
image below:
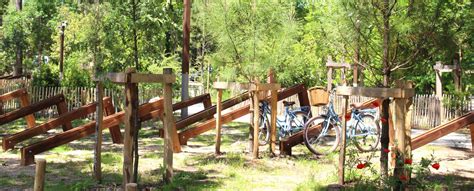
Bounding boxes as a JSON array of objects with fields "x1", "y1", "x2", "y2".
[
  {"x1": 94, "y1": 81, "x2": 104, "y2": 182},
  {"x1": 126, "y1": 183, "x2": 137, "y2": 191},
  {"x1": 34, "y1": 158, "x2": 46, "y2": 191},
  {"x1": 341, "y1": 68, "x2": 346, "y2": 86},
  {"x1": 268, "y1": 70, "x2": 277, "y2": 155},
  {"x1": 392, "y1": 80, "x2": 411, "y2": 184},
  {"x1": 453, "y1": 58, "x2": 461, "y2": 91},
  {"x1": 162, "y1": 68, "x2": 176, "y2": 182},
  {"x1": 327, "y1": 67, "x2": 333, "y2": 91},
  {"x1": 434, "y1": 62, "x2": 443, "y2": 124},
  {"x1": 215, "y1": 89, "x2": 223, "y2": 155},
  {"x1": 123, "y1": 68, "x2": 138, "y2": 186},
  {"x1": 19, "y1": 91, "x2": 36, "y2": 128},
  {"x1": 252, "y1": 90, "x2": 260, "y2": 159},
  {"x1": 338, "y1": 95, "x2": 349, "y2": 185}
]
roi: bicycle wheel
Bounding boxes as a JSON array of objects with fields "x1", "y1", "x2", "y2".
[
  {"x1": 289, "y1": 111, "x2": 309, "y2": 134},
  {"x1": 353, "y1": 114, "x2": 380, "y2": 152},
  {"x1": 258, "y1": 114, "x2": 270, "y2": 146},
  {"x1": 303, "y1": 116, "x2": 340, "y2": 155}
]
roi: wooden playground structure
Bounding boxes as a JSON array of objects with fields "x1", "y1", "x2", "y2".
[{"x1": 1, "y1": 65, "x2": 473, "y2": 189}]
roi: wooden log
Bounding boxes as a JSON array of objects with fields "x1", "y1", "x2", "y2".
[
  {"x1": 392, "y1": 81, "x2": 409, "y2": 183},
  {"x1": 162, "y1": 68, "x2": 177, "y2": 182},
  {"x1": 94, "y1": 81, "x2": 104, "y2": 182},
  {"x1": 338, "y1": 95, "x2": 349, "y2": 185},
  {"x1": 470, "y1": 123, "x2": 474, "y2": 152},
  {"x1": 0, "y1": 88, "x2": 28, "y2": 101},
  {"x1": 215, "y1": 89, "x2": 223, "y2": 155},
  {"x1": 327, "y1": 67, "x2": 333, "y2": 91},
  {"x1": 123, "y1": 68, "x2": 138, "y2": 185},
  {"x1": 0, "y1": 94, "x2": 65, "y2": 126},
  {"x1": 104, "y1": 97, "x2": 123, "y2": 144},
  {"x1": 268, "y1": 70, "x2": 278, "y2": 154},
  {"x1": 33, "y1": 158, "x2": 46, "y2": 191},
  {"x1": 336, "y1": 86, "x2": 415, "y2": 98},
  {"x1": 412, "y1": 111, "x2": 474, "y2": 150},
  {"x1": 2, "y1": 99, "x2": 104, "y2": 151}
]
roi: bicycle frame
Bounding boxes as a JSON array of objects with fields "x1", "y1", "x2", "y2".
[{"x1": 260, "y1": 101, "x2": 309, "y2": 137}]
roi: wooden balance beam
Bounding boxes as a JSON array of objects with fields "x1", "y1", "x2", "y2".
[
  {"x1": 279, "y1": 98, "x2": 380, "y2": 155},
  {"x1": 178, "y1": 84, "x2": 310, "y2": 145},
  {"x1": 412, "y1": 111, "x2": 474, "y2": 150},
  {"x1": 2, "y1": 97, "x2": 121, "y2": 151},
  {"x1": 20, "y1": 94, "x2": 212, "y2": 165},
  {"x1": 0, "y1": 88, "x2": 36, "y2": 128},
  {"x1": 0, "y1": 94, "x2": 73, "y2": 131}
]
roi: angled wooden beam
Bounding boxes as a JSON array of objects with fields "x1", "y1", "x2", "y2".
[
  {"x1": 106, "y1": 72, "x2": 175, "y2": 84},
  {"x1": 0, "y1": 88, "x2": 36, "y2": 128}
]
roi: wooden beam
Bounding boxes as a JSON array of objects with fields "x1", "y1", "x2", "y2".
[
  {"x1": 215, "y1": 89, "x2": 223, "y2": 155},
  {"x1": 0, "y1": 94, "x2": 66, "y2": 126},
  {"x1": 252, "y1": 91, "x2": 260, "y2": 159},
  {"x1": 104, "y1": 97, "x2": 123, "y2": 144},
  {"x1": 33, "y1": 158, "x2": 46, "y2": 191},
  {"x1": 338, "y1": 95, "x2": 349, "y2": 185},
  {"x1": 122, "y1": 69, "x2": 137, "y2": 185},
  {"x1": 179, "y1": 105, "x2": 251, "y2": 144},
  {"x1": 162, "y1": 68, "x2": 177, "y2": 182},
  {"x1": 19, "y1": 92, "x2": 36, "y2": 128},
  {"x1": 56, "y1": 99, "x2": 73, "y2": 131},
  {"x1": 94, "y1": 81, "x2": 104, "y2": 182},
  {"x1": 130, "y1": 73, "x2": 176, "y2": 84},
  {"x1": 412, "y1": 111, "x2": 474, "y2": 150},
  {"x1": 336, "y1": 86, "x2": 414, "y2": 98},
  {"x1": 0, "y1": 88, "x2": 28, "y2": 102},
  {"x1": 0, "y1": 88, "x2": 35, "y2": 128},
  {"x1": 213, "y1": 82, "x2": 250, "y2": 90},
  {"x1": 2, "y1": 99, "x2": 103, "y2": 151}
]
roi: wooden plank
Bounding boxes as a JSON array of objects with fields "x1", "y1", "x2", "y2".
[
  {"x1": 213, "y1": 82, "x2": 249, "y2": 90},
  {"x1": 470, "y1": 123, "x2": 474, "y2": 152},
  {"x1": 248, "y1": 83, "x2": 281, "y2": 91},
  {"x1": 2, "y1": 99, "x2": 100, "y2": 151},
  {"x1": 33, "y1": 158, "x2": 46, "y2": 191},
  {"x1": 104, "y1": 97, "x2": 123, "y2": 144},
  {"x1": 338, "y1": 95, "x2": 349, "y2": 185},
  {"x1": 0, "y1": 88, "x2": 28, "y2": 102},
  {"x1": 412, "y1": 111, "x2": 474, "y2": 150},
  {"x1": 0, "y1": 94, "x2": 66, "y2": 126},
  {"x1": 179, "y1": 105, "x2": 250, "y2": 144},
  {"x1": 327, "y1": 67, "x2": 333, "y2": 91},
  {"x1": 392, "y1": 81, "x2": 409, "y2": 180},
  {"x1": 268, "y1": 70, "x2": 277, "y2": 154},
  {"x1": 130, "y1": 73, "x2": 176, "y2": 83},
  {"x1": 18, "y1": 91, "x2": 36, "y2": 128},
  {"x1": 56, "y1": 99, "x2": 73, "y2": 131},
  {"x1": 162, "y1": 68, "x2": 177, "y2": 182},
  {"x1": 106, "y1": 72, "x2": 127, "y2": 83},
  {"x1": 336, "y1": 86, "x2": 415, "y2": 98},
  {"x1": 215, "y1": 90, "x2": 223, "y2": 155},
  {"x1": 94, "y1": 82, "x2": 104, "y2": 182}
]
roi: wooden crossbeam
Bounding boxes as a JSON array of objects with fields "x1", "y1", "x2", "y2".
[
  {"x1": 0, "y1": 88, "x2": 28, "y2": 102},
  {"x1": 106, "y1": 72, "x2": 175, "y2": 84},
  {"x1": 2, "y1": 97, "x2": 112, "y2": 151},
  {"x1": 336, "y1": 86, "x2": 414, "y2": 98},
  {"x1": 213, "y1": 82, "x2": 280, "y2": 91},
  {"x1": 0, "y1": 94, "x2": 67, "y2": 126},
  {"x1": 412, "y1": 111, "x2": 474, "y2": 150}
]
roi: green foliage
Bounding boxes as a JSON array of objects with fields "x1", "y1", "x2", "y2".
[{"x1": 31, "y1": 64, "x2": 60, "y2": 86}]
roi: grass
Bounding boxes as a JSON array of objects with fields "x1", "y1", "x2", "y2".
[{"x1": 1, "y1": 119, "x2": 473, "y2": 190}]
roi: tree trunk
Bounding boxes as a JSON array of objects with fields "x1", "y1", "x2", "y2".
[
  {"x1": 13, "y1": 0, "x2": 23, "y2": 76},
  {"x1": 380, "y1": 0, "x2": 391, "y2": 178}
]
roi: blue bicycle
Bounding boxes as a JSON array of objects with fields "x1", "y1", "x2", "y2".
[
  {"x1": 258, "y1": 100, "x2": 311, "y2": 145},
  {"x1": 303, "y1": 91, "x2": 380, "y2": 155}
]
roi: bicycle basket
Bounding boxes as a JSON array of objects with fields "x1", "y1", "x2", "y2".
[{"x1": 308, "y1": 86, "x2": 329, "y2": 106}]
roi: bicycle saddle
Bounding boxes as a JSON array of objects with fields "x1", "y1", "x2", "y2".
[{"x1": 283, "y1": 101, "x2": 296, "y2": 106}]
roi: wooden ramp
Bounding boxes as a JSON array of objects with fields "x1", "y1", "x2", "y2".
[
  {"x1": 178, "y1": 84, "x2": 310, "y2": 145},
  {"x1": 412, "y1": 111, "x2": 474, "y2": 150},
  {"x1": 279, "y1": 98, "x2": 380, "y2": 155}
]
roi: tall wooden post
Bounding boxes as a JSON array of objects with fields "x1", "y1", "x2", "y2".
[
  {"x1": 94, "y1": 81, "x2": 104, "y2": 182},
  {"x1": 338, "y1": 95, "x2": 349, "y2": 185},
  {"x1": 470, "y1": 123, "x2": 474, "y2": 152},
  {"x1": 123, "y1": 68, "x2": 138, "y2": 186},
  {"x1": 252, "y1": 90, "x2": 260, "y2": 159},
  {"x1": 163, "y1": 68, "x2": 177, "y2": 182},
  {"x1": 59, "y1": 22, "x2": 66, "y2": 81},
  {"x1": 327, "y1": 67, "x2": 333, "y2": 91},
  {"x1": 215, "y1": 89, "x2": 223, "y2": 155},
  {"x1": 453, "y1": 55, "x2": 461, "y2": 91},
  {"x1": 268, "y1": 70, "x2": 277, "y2": 154},
  {"x1": 34, "y1": 159, "x2": 46, "y2": 191},
  {"x1": 181, "y1": 0, "x2": 191, "y2": 118}
]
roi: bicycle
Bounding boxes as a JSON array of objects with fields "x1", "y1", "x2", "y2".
[
  {"x1": 303, "y1": 90, "x2": 380, "y2": 155},
  {"x1": 258, "y1": 100, "x2": 311, "y2": 145}
]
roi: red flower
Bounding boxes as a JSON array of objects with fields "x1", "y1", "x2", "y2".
[
  {"x1": 381, "y1": 118, "x2": 387, "y2": 123},
  {"x1": 372, "y1": 102, "x2": 380, "y2": 107},
  {"x1": 345, "y1": 114, "x2": 351, "y2": 121},
  {"x1": 399, "y1": 175, "x2": 408, "y2": 181},
  {"x1": 383, "y1": 148, "x2": 390, "y2": 153},
  {"x1": 404, "y1": 159, "x2": 413, "y2": 165},
  {"x1": 356, "y1": 163, "x2": 366, "y2": 169},
  {"x1": 432, "y1": 163, "x2": 440, "y2": 170}
]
